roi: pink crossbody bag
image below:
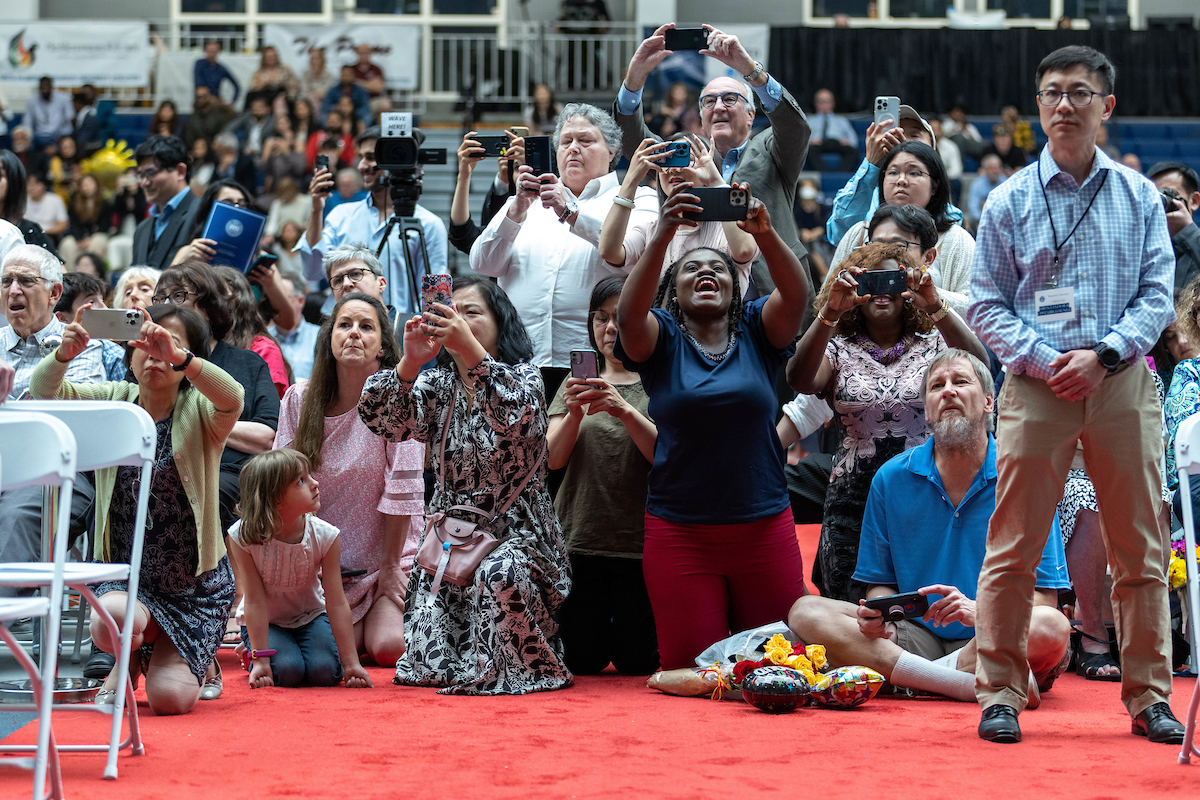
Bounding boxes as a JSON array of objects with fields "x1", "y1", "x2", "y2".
[{"x1": 415, "y1": 383, "x2": 546, "y2": 604}]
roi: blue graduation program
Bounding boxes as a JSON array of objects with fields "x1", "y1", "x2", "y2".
[{"x1": 202, "y1": 201, "x2": 268, "y2": 274}]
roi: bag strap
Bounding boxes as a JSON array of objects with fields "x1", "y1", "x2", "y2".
[{"x1": 435, "y1": 377, "x2": 547, "y2": 523}]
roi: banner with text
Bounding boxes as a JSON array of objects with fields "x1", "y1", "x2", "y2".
[
  {"x1": 0, "y1": 22, "x2": 149, "y2": 87},
  {"x1": 263, "y1": 24, "x2": 419, "y2": 91}
]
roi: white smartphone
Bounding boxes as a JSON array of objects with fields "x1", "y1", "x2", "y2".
[
  {"x1": 874, "y1": 96, "x2": 901, "y2": 131},
  {"x1": 81, "y1": 308, "x2": 145, "y2": 341}
]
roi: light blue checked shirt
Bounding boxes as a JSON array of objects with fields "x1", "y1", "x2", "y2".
[{"x1": 966, "y1": 146, "x2": 1174, "y2": 381}]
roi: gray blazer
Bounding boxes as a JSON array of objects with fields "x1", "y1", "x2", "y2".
[
  {"x1": 131, "y1": 190, "x2": 200, "y2": 269},
  {"x1": 612, "y1": 84, "x2": 812, "y2": 316}
]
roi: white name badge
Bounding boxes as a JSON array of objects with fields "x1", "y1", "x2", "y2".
[{"x1": 1035, "y1": 287, "x2": 1076, "y2": 323}]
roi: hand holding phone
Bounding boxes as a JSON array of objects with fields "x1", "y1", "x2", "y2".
[
  {"x1": 570, "y1": 349, "x2": 600, "y2": 380},
  {"x1": 855, "y1": 269, "x2": 907, "y2": 297},
  {"x1": 874, "y1": 96, "x2": 901, "y2": 131},
  {"x1": 524, "y1": 136, "x2": 553, "y2": 176},
  {"x1": 421, "y1": 274, "x2": 454, "y2": 317},
  {"x1": 681, "y1": 186, "x2": 750, "y2": 222},
  {"x1": 664, "y1": 27, "x2": 709, "y2": 51},
  {"x1": 81, "y1": 307, "x2": 146, "y2": 342},
  {"x1": 861, "y1": 591, "x2": 930, "y2": 623}
]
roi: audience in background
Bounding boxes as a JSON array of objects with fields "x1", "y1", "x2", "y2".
[
  {"x1": 24, "y1": 172, "x2": 68, "y2": 245},
  {"x1": 967, "y1": 154, "x2": 1006, "y2": 228},
  {"x1": 186, "y1": 87, "x2": 237, "y2": 150},
  {"x1": 269, "y1": 270, "x2": 320, "y2": 380},
  {"x1": 59, "y1": 173, "x2": 113, "y2": 268},
  {"x1": 300, "y1": 48, "x2": 337, "y2": 113},
  {"x1": 132, "y1": 135, "x2": 200, "y2": 269},
  {"x1": 151, "y1": 100, "x2": 183, "y2": 139},
  {"x1": 806, "y1": 88, "x2": 859, "y2": 172},
  {"x1": 525, "y1": 83, "x2": 562, "y2": 135},
  {"x1": 983, "y1": 123, "x2": 1028, "y2": 175},
  {"x1": 194, "y1": 40, "x2": 241, "y2": 105},
  {"x1": 250, "y1": 46, "x2": 300, "y2": 100},
  {"x1": 25, "y1": 77, "x2": 75, "y2": 148}
]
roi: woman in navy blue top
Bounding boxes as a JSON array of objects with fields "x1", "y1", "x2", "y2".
[{"x1": 615, "y1": 181, "x2": 810, "y2": 669}]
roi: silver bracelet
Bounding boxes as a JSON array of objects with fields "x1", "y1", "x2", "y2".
[{"x1": 612, "y1": 196, "x2": 636, "y2": 210}]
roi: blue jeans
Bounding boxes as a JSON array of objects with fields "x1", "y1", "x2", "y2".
[{"x1": 241, "y1": 613, "x2": 344, "y2": 687}]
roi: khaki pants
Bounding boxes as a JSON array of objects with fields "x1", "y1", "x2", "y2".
[{"x1": 975, "y1": 363, "x2": 1172, "y2": 717}]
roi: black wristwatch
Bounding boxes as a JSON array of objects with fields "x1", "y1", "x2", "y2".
[
  {"x1": 171, "y1": 350, "x2": 195, "y2": 372},
  {"x1": 1092, "y1": 343, "x2": 1121, "y2": 373}
]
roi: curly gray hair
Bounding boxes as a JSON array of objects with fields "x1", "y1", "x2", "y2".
[{"x1": 553, "y1": 103, "x2": 621, "y2": 157}]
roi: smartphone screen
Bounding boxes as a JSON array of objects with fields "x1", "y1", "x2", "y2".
[{"x1": 664, "y1": 27, "x2": 709, "y2": 51}]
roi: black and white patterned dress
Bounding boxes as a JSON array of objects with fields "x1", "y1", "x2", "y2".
[
  {"x1": 359, "y1": 358, "x2": 573, "y2": 695},
  {"x1": 92, "y1": 414, "x2": 236, "y2": 684}
]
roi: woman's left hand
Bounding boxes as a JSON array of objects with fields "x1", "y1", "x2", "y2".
[
  {"x1": 736, "y1": 188, "x2": 771, "y2": 234},
  {"x1": 343, "y1": 664, "x2": 374, "y2": 688},
  {"x1": 902, "y1": 266, "x2": 941, "y2": 314},
  {"x1": 686, "y1": 136, "x2": 722, "y2": 187},
  {"x1": 423, "y1": 302, "x2": 479, "y2": 358},
  {"x1": 130, "y1": 320, "x2": 185, "y2": 366},
  {"x1": 572, "y1": 378, "x2": 631, "y2": 419}
]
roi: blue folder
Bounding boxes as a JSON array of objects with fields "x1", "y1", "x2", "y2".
[{"x1": 201, "y1": 201, "x2": 267, "y2": 274}]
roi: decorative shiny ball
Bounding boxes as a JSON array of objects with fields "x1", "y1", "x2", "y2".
[
  {"x1": 810, "y1": 665, "x2": 885, "y2": 708},
  {"x1": 741, "y1": 666, "x2": 811, "y2": 714}
]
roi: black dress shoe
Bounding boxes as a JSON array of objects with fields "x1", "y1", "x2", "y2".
[
  {"x1": 979, "y1": 704, "x2": 1022, "y2": 743},
  {"x1": 82, "y1": 646, "x2": 116, "y2": 680},
  {"x1": 1132, "y1": 702, "x2": 1185, "y2": 744}
]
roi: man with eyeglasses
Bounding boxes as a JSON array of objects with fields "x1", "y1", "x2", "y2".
[
  {"x1": 613, "y1": 24, "x2": 811, "y2": 308},
  {"x1": 131, "y1": 135, "x2": 199, "y2": 269},
  {"x1": 967, "y1": 45, "x2": 1182, "y2": 745},
  {"x1": 0, "y1": 245, "x2": 104, "y2": 593},
  {"x1": 303, "y1": 127, "x2": 447, "y2": 316},
  {"x1": 319, "y1": 244, "x2": 404, "y2": 337}
]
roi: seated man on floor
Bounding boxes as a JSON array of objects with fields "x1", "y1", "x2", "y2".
[{"x1": 788, "y1": 348, "x2": 1071, "y2": 703}]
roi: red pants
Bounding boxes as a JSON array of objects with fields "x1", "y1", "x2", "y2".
[{"x1": 643, "y1": 508, "x2": 808, "y2": 670}]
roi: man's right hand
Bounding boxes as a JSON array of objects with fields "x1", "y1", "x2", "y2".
[
  {"x1": 865, "y1": 122, "x2": 906, "y2": 167},
  {"x1": 856, "y1": 601, "x2": 886, "y2": 639},
  {"x1": 624, "y1": 23, "x2": 676, "y2": 93},
  {"x1": 508, "y1": 164, "x2": 539, "y2": 222},
  {"x1": 309, "y1": 166, "x2": 334, "y2": 203},
  {"x1": 1166, "y1": 197, "x2": 1194, "y2": 238}
]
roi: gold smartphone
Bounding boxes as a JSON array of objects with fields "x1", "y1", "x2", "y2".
[{"x1": 509, "y1": 126, "x2": 529, "y2": 138}]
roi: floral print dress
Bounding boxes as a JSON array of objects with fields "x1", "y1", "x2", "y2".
[
  {"x1": 358, "y1": 358, "x2": 573, "y2": 695},
  {"x1": 817, "y1": 331, "x2": 945, "y2": 602}
]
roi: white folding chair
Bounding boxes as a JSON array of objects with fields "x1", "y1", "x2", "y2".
[
  {"x1": 0, "y1": 597, "x2": 63, "y2": 800},
  {"x1": 1172, "y1": 412, "x2": 1200, "y2": 765},
  {"x1": 0, "y1": 411, "x2": 76, "y2": 799},
  {"x1": 0, "y1": 401, "x2": 154, "y2": 780}
]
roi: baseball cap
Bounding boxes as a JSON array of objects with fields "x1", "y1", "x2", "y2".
[{"x1": 898, "y1": 105, "x2": 936, "y2": 146}]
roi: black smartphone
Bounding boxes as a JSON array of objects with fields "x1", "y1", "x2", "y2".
[
  {"x1": 315, "y1": 153, "x2": 329, "y2": 172},
  {"x1": 664, "y1": 27, "x2": 709, "y2": 51},
  {"x1": 681, "y1": 186, "x2": 750, "y2": 222},
  {"x1": 659, "y1": 140, "x2": 691, "y2": 168},
  {"x1": 524, "y1": 136, "x2": 552, "y2": 176},
  {"x1": 862, "y1": 592, "x2": 930, "y2": 622},
  {"x1": 473, "y1": 134, "x2": 510, "y2": 158},
  {"x1": 855, "y1": 269, "x2": 907, "y2": 297},
  {"x1": 341, "y1": 568, "x2": 368, "y2": 578},
  {"x1": 570, "y1": 349, "x2": 599, "y2": 380}
]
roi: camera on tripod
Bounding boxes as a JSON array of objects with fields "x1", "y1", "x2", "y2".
[{"x1": 375, "y1": 134, "x2": 448, "y2": 217}]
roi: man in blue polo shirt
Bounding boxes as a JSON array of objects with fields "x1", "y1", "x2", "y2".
[{"x1": 788, "y1": 348, "x2": 1071, "y2": 705}]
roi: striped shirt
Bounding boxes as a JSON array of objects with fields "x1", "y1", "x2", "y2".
[
  {"x1": 1, "y1": 317, "x2": 106, "y2": 400},
  {"x1": 967, "y1": 146, "x2": 1174, "y2": 381}
]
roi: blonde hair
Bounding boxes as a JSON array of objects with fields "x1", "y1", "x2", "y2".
[
  {"x1": 235, "y1": 449, "x2": 312, "y2": 545},
  {"x1": 113, "y1": 266, "x2": 162, "y2": 309}
]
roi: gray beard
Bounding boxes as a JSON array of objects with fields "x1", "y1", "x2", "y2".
[{"x1": 932, "y1": 414, "x2": 980, "y2": 452}]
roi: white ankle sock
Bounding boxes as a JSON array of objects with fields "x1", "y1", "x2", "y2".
[{"x1": 891, "y1": 650, "x2": 976, "y2": 701}]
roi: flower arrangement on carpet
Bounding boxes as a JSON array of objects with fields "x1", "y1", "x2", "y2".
[{"x1": 1169, "y1": 540, "x2": 1199, "y2": 591}]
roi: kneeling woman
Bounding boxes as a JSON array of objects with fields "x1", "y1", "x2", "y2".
[
  {"x1": 32, "y1": 304, "x2": 243, "y2": 715},
  {"x1": 615, "y1": 183, "x2": 810, "y2": 670},
  {"x1": 359, "y1": 276, "x2": 572, "y2": 694}
]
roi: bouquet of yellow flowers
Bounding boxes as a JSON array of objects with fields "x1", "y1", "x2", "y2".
[{"x1": 1169, "y1": 540, "x2": 1199, "y2": 591}]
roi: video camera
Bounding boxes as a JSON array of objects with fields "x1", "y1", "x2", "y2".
[{"x1": 374, "y1": 132, "x2": 448, "y2": 217}]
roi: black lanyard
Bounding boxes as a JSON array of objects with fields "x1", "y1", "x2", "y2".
[{"x1": 1038, "y1": 158, "x2": 1108, "y2": 289}]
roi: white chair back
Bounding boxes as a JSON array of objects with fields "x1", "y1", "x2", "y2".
[
  {"x1": 1171, "y1": 413, "x2": 1200, "y2": 764},
  {"x1": 13, "y1": 401, "x2": 155, "y2": 472}
]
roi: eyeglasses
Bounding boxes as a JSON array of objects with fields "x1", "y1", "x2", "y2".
[
  {"x1": 1, "y1": 274, "x2": 48, "y2": 289},
  {"x1": 1036, "y1": 89, "x2": 1104, "y2": 107},
  {"x1": 883, "y1": 167, "x2": 932, "y2": 182},
  {"x1": 865, "y1": 238, "x2": 921, "y2": 253},
  {"x1": 135, "y1": 166, "x2": 162, "y2": 183},
  {"x1": 590, "y1": 312, "x2": 616, "y2": 328},
  {"x1": 329, "y1": 268, "x2": 376, "y2": 290},
  {"x1": 151, "y1": 289, "x2": 197, "y2": 305},
  {"x1": 699, "y1": 92, "x2": 747, "y2": 110}
]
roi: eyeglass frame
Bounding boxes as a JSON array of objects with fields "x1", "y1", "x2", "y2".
[
  {"x1": 1035, "y1": 89, "x2": 1106, "y2": 107},
  {"x1": 863, "y1": 238, "x2": 922, "y2": 253},
  {"x1": 151, "y1": 288, "x2": 198, "y2": 305},
  {"x1": 0, "y1": 274, "x2": 50, "y2": 290},
  {"x1": 698, "y1": 91, "x2": 748, "y2": 111},
  {"x1": 135, "y1": 166, "x2": 163, "y2": 183},
  {"x1": 589, "y1": 310, "x2": 617, "y2": 328},
  {"x1": 882, "y1": 167, "x2": 932, "y2": 182},
  {"x1": 328, "y1": 267, "x2": 379, "y2": 290}
]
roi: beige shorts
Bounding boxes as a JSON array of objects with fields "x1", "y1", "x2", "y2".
[{"x1": 887, "y1": 619, "x2": 971, "y2": 661}]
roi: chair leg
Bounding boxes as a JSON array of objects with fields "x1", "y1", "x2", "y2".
[{"x1": 72, "y1": 592, "x2": 88, "y2": 664}]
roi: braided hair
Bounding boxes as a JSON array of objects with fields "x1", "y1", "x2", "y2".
[{"x1": 653, "y1": 246, "x2": 744, "y2": 336}]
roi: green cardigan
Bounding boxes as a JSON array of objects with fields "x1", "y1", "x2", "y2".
[{"x1": 30, "y1": 353, "x2": 245, "y2": 576}]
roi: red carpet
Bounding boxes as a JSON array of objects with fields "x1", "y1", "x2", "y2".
[{"x1": 2, "y1": 526, "x2": 1198, "y2": 799}]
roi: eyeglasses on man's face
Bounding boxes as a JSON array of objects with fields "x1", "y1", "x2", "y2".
[
  {"x1": 1036, "y1": 89, "x2": 1104, "y2": 107},
  {"x1": 699, "y1": 92, "x2": 747, "y2": 111},
  {"x1": 1, "y1": 274, "x2": 49, "y2": 290},
  {"x1": 136, "y1": 166, "x2": 163, "y2": 183},
  {"x1": 329, "y1": 268, "x2": 376, "y2": 290}
]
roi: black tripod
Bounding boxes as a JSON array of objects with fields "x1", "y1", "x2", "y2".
[{"x1": 375, "y1": 213, "x2": 431, "y2": 316}]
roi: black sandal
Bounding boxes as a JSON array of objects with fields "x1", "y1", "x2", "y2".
[{"x1": 1075, "y1": 650, "x2": 1121, "y2": 681}]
